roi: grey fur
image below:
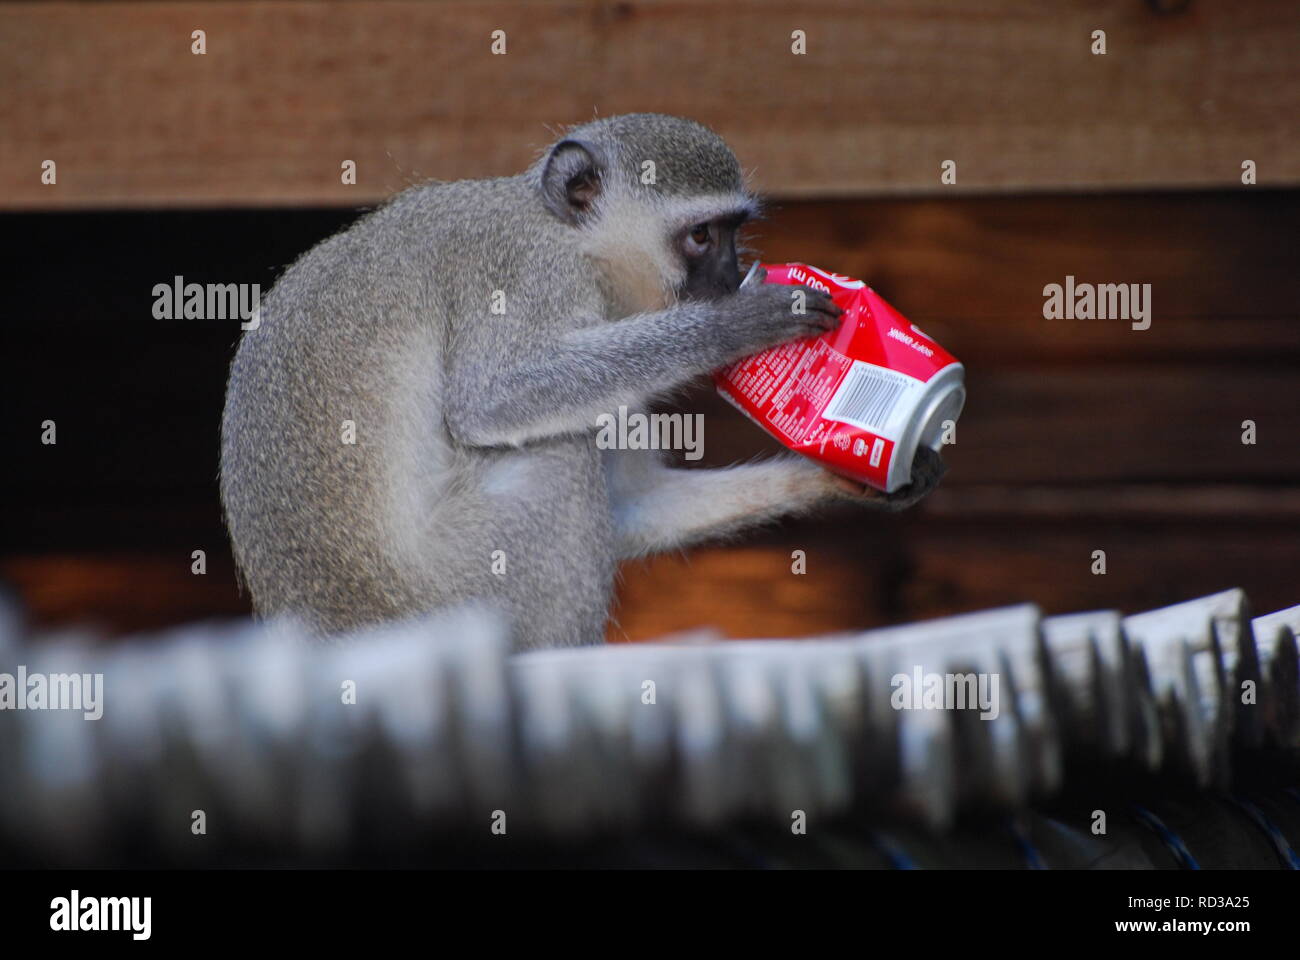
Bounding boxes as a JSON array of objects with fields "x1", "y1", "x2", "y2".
[{"x1": 219, "y1": 114, "x2": 942, "y2": 650}]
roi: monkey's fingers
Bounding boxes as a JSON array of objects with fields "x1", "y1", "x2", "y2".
[
  {"x1": 881, "y1": 447, "x2": 948, "y2": 509},
  {"x1": 910, "y1": 445, "x2": 948, "y2": 487},
  {"x1": 825, "y1": 470, "x2": 888, "y2": 501},
  {"x1": 802, "y1": 287, "x2": 843, "y2": 316},
  {"x1": 797, "y1": 289, "x2": 844, "y2": 333}
]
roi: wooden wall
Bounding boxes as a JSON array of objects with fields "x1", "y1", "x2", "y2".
[
  {"x1": 4, "y1": 190, "x2": 1297, "y2": 638},
  {"x1": 2, "y1": 0, "x2": 1297, "y2": 209},
  {"x1": 2, "y1": 1, "x2": 1297, "y2": 640}
]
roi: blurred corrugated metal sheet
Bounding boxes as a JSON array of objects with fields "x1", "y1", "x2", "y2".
[{"x1": 2, "y1": 589, "x2": 1297, "y2": 867}]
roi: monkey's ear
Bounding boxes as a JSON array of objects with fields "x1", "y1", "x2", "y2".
[{"x1": 541, "y1": 139, "x2": 606, "y2": 223}]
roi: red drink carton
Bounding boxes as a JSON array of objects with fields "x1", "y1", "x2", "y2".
[{"x1": 714, "y1": 262, "x2": 965, "y2": 493}]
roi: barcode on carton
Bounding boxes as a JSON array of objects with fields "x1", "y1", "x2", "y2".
[{"x1": 823, "y1": 362, "x2": 922, "y2": 441}]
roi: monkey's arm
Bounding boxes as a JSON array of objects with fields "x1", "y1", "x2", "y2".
[
  {"x1": 444, "y1": 307, "x2": 732, "y2": 447},
  {"x1": 611, "y1": 448, "x2": 947, "y2": 559},
  {"x1": 444, "y1": 288, "x2": 838, "y2": 448},
  {"x1": 612, "y1": 456, "x2": 855, "y2": 558}
]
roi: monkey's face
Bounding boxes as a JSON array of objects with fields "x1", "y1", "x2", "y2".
[
  {"x1": 534, "y1": 124, "x2": 756, "y2": 310},
  {"x1": 675, "y1": 213, "x2": 746, "y2": 302}
]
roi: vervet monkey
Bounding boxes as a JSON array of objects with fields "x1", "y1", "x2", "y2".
[{"x1": 220, "y1": 113, "x2": 945, "y2": 649}]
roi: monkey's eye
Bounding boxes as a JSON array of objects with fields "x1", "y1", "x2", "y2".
[{"x1": 689, "y1": 223, "x2": 712, "y2": 246}]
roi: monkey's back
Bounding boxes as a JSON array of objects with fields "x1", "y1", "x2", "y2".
[{"x1": 220, "y1": 177, "x2": 617, "y2": 643}]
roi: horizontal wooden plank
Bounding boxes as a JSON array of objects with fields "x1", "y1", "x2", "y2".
[
  {"x1": 0, "y1": 552, "x2": 248, "y2": 635},
  {"x1": 897, "y1": 525, "x2": 1300, "y2": 628},
  {"x1": 755, "y1": 193, "x2": 1300, "y2": 365},
  {"x1": 670, "y1": 364, "x2": 1300, "y2": 485},
  {"x1": 608, "y1": 542, "x2": 893, "y2": 643},
  {"x1": 612, "y1": 517, "x2": 1300, "y2": 642},
  {"x1": 2, "y1": 1, "x2": 1297, "y2": 209},
  {"x1": 922, "y1": 484, "x2": 1300, "y2": 522},
  {"x1": 10, "y1": 190, "x2": 1298, "y2": 367},
  {"x1": 11, "y1": 480, "x2": 1299, "y2": 638}
]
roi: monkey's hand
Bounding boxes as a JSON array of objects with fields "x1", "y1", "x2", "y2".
[
  {"x1": 825, "y1": 445, "x2": 948, "y2": 512},
  {"x1": 720, "y1": 275, "x2": 843, "y2": 357}
]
